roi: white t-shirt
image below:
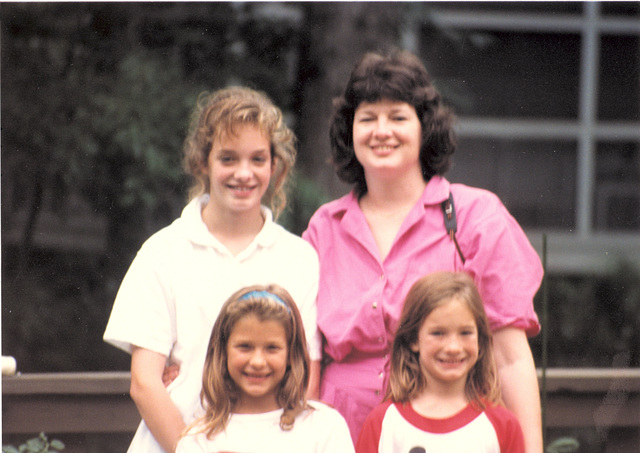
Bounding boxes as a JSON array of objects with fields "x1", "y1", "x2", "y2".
[
  {"x1": 103, "y1": 195, "x2": 320, "y2": 453},
  {"x1": 176, "y1": 402, "x2": 355, "y2": 453}
]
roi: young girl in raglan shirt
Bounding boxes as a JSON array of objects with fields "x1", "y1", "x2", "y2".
[{"x1": 356, "y1": 272, "x2": 524, "y2": 453}]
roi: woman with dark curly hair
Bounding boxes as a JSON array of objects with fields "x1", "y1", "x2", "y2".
[{"x1": 303, "y1": 50, "x2": 543, "y2": 452}]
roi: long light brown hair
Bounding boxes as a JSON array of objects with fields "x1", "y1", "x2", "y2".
[
  {"x1": 190, "y1": 284, "x2": 311, "y2": 439},
  {"x1": 387, "y1": 271, "x2": 501, "y2": 409},
  {"x1": 182, "y1": 86, "x2": 296, "y2": 218}
]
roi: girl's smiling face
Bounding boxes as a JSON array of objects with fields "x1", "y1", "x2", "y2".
[
  {"x1": 411, "y1": 297, "x2": 479, "y2": 392},
  {"x1": 205, "y1": 123, "x2": 274, "y2": 218},
  {"x1": 226, "y1": 314, "x2": 289, "y2": 413}
]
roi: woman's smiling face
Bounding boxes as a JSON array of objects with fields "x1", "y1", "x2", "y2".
[{"x1": 352, "y1": 99, "x2": 422, "y2": 181}]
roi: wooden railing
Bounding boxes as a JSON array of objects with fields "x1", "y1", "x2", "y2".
[
  {"x1": 3, "y1": 369, "x2": 640, "y2": 452},
  {"x1": 539, "y1": 368, "x2": 640, "y2": 452},
  {"x1": 2, "y1": 372, "x2": 138, "y2": 435}
]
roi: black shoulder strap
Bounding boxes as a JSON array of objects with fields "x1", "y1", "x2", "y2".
[{"x1": 441, "y1": 192, "x2": 466, "y2": 264}]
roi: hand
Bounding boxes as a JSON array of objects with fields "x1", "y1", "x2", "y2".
[{"x1": 162, "y1": 363, "x2": 180, "y2": 387}]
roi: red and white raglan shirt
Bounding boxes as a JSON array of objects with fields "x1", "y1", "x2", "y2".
[{"x1": 356, "y1": 400, "x2": 524, "y2": 453}]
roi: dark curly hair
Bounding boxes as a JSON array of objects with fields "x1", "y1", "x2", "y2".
[{"x1": 329, "y1": 50, "x2": 457, "y2": 197}]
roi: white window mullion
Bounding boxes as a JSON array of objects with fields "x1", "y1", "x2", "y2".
[{"x1": 576, "y1": 2, "x2": 601, "y2": 237}]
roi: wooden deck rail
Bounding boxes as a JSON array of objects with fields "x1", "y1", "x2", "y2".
[
  {"x1": 3, "y1": 369, "x2": 640, "y2": 451},
  {"x1": 2, "y1": 372, "x2": 139, "y2": 435}
]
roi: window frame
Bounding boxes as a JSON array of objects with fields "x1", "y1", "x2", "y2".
[{"x1": 406, "y1": 2, "x2": 640, "y2": 274}]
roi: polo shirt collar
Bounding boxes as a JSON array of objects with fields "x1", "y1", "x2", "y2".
[{"x1": 180, "y1": 195, "x2": 278, "y2": 251}]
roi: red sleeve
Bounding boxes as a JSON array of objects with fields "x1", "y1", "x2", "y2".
[
  {"x1": 355, "y1": 401, "x2": 392, "y2": 453},
  {"x1": 484, "y1": 404, "x2": 525, "y2": 453}
]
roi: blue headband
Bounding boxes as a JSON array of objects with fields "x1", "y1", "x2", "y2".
[{"x1": 238, "y1": 290, "x2": 291, "y2": 313}]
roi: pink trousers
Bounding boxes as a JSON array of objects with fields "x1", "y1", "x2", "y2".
[{"x1": 320, "y1": 355, "x2": 389, "y2": 442}]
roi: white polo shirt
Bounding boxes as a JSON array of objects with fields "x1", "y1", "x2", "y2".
[{"x1": 104, "y1": 195, "x2": 320, "y2": 453}]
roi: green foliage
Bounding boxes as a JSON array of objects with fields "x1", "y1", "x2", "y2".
[
  {"x1": 2, "y1": 2, "x2": 305, "y2": 252},
  {"x1": 2, "y1": 433, "x2": 64, "y2": 453},
  {"x1": 531, "y1": 260, "x2": 640, "y2": 367},
  {"x1": 2, "y1": 250, "x2": 131, "y2": 372},
  {"x1": 81, "y1": 50, "x2": 199, "y2": 227},
  {"x1": 0, "y1": 2, "x2": 314, "y2": 373},
  {"x1": 278, "y1": 173, "x2": 331, "y2": 235}
]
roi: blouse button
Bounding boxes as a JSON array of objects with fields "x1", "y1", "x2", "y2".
[
  {"x1": 377, "y1": 336, "x2": 384, "y2": 343},
  {"x1": 372, "y1": 301, "x2": 378, "y2": 309},
  {"x1": 378, "y1": 372, "x2": 384, "y2": 379}
]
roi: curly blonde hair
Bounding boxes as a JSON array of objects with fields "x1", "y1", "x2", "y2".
[{"x1": 182, "y1": 87, "x2": 296, "y2": 218}]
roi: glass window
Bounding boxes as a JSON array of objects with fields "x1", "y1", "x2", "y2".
[
  {"x1": 593, "y1": 141, "x2": 640, "y2": 231},
  {"x1": 448, "y1": 138, "x2": 577, "y2": 229},
  {"x1": 601, "y1": 1, "x2": 640, "y2": 16},
  {"x1": 430, "y1": 2, "x2": 582, "y2": 14},
  {"x1": 420, "y1": 29, "x2": 581, "y2": 119},
  {"x1": 598, "y1": 35, "x2": 640, "y2": 121}
]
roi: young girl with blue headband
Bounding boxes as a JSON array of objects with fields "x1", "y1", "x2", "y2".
[{"x1": 176, "y1": 285, "x2": 354, "y2": 453}]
